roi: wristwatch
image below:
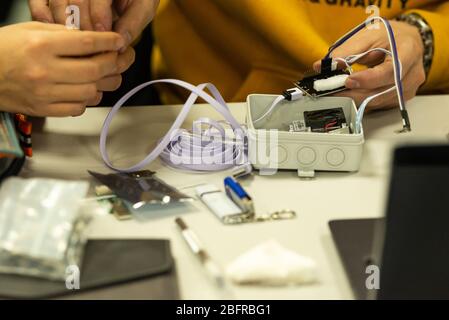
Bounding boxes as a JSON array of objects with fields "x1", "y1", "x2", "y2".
[{"x1": 396, "y1": 13, "x2": 434, "y2": 77}]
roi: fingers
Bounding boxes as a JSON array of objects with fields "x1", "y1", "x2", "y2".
[
  {"x1": 47, "y1": 84, "x2": 98, "y2": 102},
  {"x1": 49, "y1": 30, "x2": 124, "y2": 56},
  {"x1": 90, "y1": 0, "x2": 114, "y2": 31},
  {"x1": 334, "y1": 86, "x2": 386, "y2": 108},
  {"x1": 114, "y1": 0, "x2": 131, "y2": 14},
  {"x1": 87, "y1": 92, "x2": 104, "y2": 106},
  {"x1": 345, "y1": 50, "x2": 387, "y2": 67},
  {"x1": 55, "y1": 51, "x2": 119, "y2": 83},
  {"x1": 334, "y1": 62, "x2": 425, "y2": 110},
  {"x1": 22, "y1": 20, "x2": 67, "y2": 30},
  {"x1": 28, "y1": 0, "x2": 55, "y2": 23},
  {"x1": 49, "y1": 0, "x2": 69, "y2": 25},
  {"x1": 313, "y1": 39, "x2": 386, "y2": 73},
  {"x1": 93, "y1": 47, "x2": 135, "y2": 89},
  {"x1": 97, "y1": 75, "x2": 122, "y2": 91},
  {"x1": 35, "y1": 85, "x2": 104, "y2": 116},
  {"x1": 114, "y1": 0, "x2": 159, "y2": 50},
  {"x1": 68, "y1": 0, "x2": 94, "y2": 30},
  {"x1": 40, "y1": 102, "x2": 87, "y2": 117},
  {"x1": 116, "y1": 46, "x2": 136, "y2": 73},
  {"x1": 51, "y1": 48, "x2": 133, "y2": 86},
  {"x1": 93, "y1": 47, "x2": 136, "y2": 96},
  {"x1": 346, "y1": 39, "x2": 417, "y2": 90},
  {"x1": 345, "y1": 58, "x2": 395, "y2": 89},
  {"x1": 328, "y1": 31, "x2": 373, "y2": 61}
]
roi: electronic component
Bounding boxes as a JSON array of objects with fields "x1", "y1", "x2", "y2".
[
  {"x1": 224, "y1": 177, "x2": 255, "y2": 214},
  {"x1": 313, "y1": 74, "x2": 349, "y2": 92},
  {"x1": 111, "y1": 198, "x2": 133, "y2": 221},
  {"x1": 252, "y1": 88, "x2": 303, "y2": 125},
  {"x1": 304, "y1": 107, "x2": 348, "y2": 133},
  {"x1": 247, "y1": 94, "x2": 364, "y2": 177},
  {"x1": 195, "y1": 184, "x2": 252, "y2": 225},
  {"x1": 295, "y1": 69, "x2": 350, "y2": 98},
  {"x1": 287, "y1": 120, "x2": 309, "y2": 133},
  {"x1": 231, "y1": 163, "x2": 253, "y2": 179},
  {"x1": 95, "y1": 185, "x2": 114, "y2": 196},
  {"x1": 323, "y1": 17, "x2": 411, "y2": 132},
  {"x1": 88, "y1": 170, "x2": 193, "y2": 209}
]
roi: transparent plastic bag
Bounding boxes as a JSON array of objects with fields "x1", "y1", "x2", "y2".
[{"x1": 0, "y1": 178, "x2": 90, "y2": 280}]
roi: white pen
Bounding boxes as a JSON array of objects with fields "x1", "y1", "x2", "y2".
[{"x1": 175, "y1": 217, "x2": 225, "y2": 288}]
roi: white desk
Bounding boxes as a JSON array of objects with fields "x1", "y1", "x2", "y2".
[{"x1": 21, "y1": 95, "x2": 449, "y2": 299}]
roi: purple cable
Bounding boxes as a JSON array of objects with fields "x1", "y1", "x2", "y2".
[
  {"x1": 325, "y1": 16, "x2": 410, "y2": 131},
  {"x1": 100, "y1": 79, "x2": 247, "y2": 173}
]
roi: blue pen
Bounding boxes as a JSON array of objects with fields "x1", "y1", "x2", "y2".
[{"x1": 224, "y1": 177, "x2": 254, "y2": 214}]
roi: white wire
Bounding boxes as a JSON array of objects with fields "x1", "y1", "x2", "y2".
[
  {"x1": 343, "y1": 47, "x2": 404, "y2": 133},
  {"x1": 355, "y1": 60, "x2": 403, "y2": 133},
  {"x1": 373, "y1": 17, "x2": 404, "y2": 114},
  {"x1": 356, "y1": 87, "x2": 396, "y2": 133},
  {"x1": 252, "y1": 95, "x2": 285, "y2": 124},
  {"x1": 345, "y1": 47, "x2": 392, "y2": 65},
  {"x1": 329, "y1": 17, "x2": 405, "y2": 132},
  {"x1": 334, "y1": 57, "x2": 353, "y2": 73}
]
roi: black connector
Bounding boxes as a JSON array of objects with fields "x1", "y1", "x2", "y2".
[
  {"x1": 400, "y1": 110, "x2": 412, "y2": 132},
  {"x1": 282, "y1": 88, "x2": 302, "y2": 101},
  {"x1": 282, "y1": 89, "x2": 295, "y2": 101},
  {"x1": 321, "y1": 58, "x2": 333, "y2": 75}
]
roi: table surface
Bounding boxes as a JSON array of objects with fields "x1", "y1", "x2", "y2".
[{"x1": 22, "y1": 95, "x2": 449, "y2": 300}]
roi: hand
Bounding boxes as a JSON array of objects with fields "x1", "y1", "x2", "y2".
[
  {"x1": 0, "y1": 22, "x2": 129, "y2": 117},
  {"x1": 313, "y1": 20, "x2": 426, "y2": 110},
  {"x1": 28, "y1": 0, "x2": 160, "y2": 51},
  {"x1": 96, "y1": 46, "x2": 135, "y2": 94}
]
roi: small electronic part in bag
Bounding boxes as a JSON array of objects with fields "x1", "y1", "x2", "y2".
[
  {"x1": 88, "y1": 170, "x2": 193, "y2": 209},
  {"x1": 93, "y1": 184, "x2": 133, "y2": 221},
  {"x1": 303, "y1": 107, "x2": 348, "y2": 133},
  {"x1": 111, "y1": 198, "x2": 133, "y2": 221},
  {"x1": 0, "y1": 178, "x2": 91, "y2": 280}
]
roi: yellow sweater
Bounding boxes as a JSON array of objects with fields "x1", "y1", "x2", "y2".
[{"x1": 152, "y1": 0, "x2": 449, "y2": 103}]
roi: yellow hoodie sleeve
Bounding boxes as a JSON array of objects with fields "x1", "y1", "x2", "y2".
[{"x1": 406, "y1": 3, "x2": 449, "y2": 93}]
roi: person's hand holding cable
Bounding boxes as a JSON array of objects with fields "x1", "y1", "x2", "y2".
[
  {"x1": 0, "y1": 22, "x2": 134, "y2": 117},
  {"x1": 28, "y1": 0, "x2": 159, "y2": 50},
  {"x1": 313, "y1": 20, "x2": 426, "y2": 111},
  {"x1": 28, "y1": 0, "x2": 156, "y2": 100}
]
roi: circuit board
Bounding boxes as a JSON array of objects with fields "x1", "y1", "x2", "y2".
[{"x1": 295, "y1": 69, "x2": 350, "y2": 98}]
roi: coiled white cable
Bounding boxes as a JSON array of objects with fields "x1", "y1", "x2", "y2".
[{"x1": 100, "y1": 79, "x2": 248, "y2": 173}]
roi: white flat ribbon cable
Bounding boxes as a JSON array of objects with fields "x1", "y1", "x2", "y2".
[{"x1": 100, "y1": 79, "x2": 248, "y2": 173}]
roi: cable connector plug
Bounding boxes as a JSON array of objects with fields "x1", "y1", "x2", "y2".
[
  {"x1": 282, "y1": 88, "x2": 303, "y2": 101},
  {"x1": 400, "y1": 110, "x2": 412, "y2": 133}
]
